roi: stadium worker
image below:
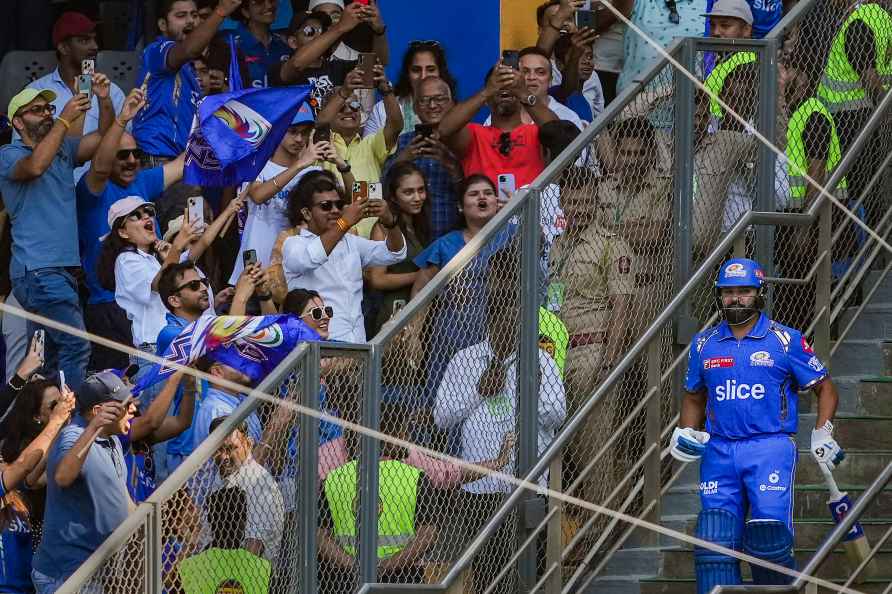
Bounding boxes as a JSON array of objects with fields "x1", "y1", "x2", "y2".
[{"x1": 671, "y1": 258, "x2": 843, "y2": 593}]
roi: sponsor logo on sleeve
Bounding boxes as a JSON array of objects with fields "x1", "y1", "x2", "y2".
[
  {"x1": 750, "y1": 351, "x2": 775, "y2": 367},
  {"x1": 807, "y1": 355, "x2": 825, "y2": 372},
  {"x1": 704, "y1": 356, "x2": 735, "y2": 370}
]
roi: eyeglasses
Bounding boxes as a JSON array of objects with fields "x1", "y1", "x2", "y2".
[
  {"x1": 301, "y1": 306, "x2": 334, "y2": 321},
  {"x1": 409, "y1": 40, "x2": 442, "y2": 49},
  {"x1": 313, "y1": 200, "x2": 346, "y2": 211},
  {"x1": 125, "y1": 206, "x2": 156, "y2": 222},
  {"x1": 301, "y1": 25, "x2": 322, "y2": 36},
  {"x1": 18, "y1": 103, "x2": 56, "y2": 117},
  {"x1": 116, "y1": 148, "x2": 144, "y2": 161},
  {"x1": 498, "y1": 132, "x2": 513, "y2": 156},
  {"x1": 176, "y1": 277, "x2": 210, "y2": 292},
  {"x1": 417, "y1": 95, "x2": 450, "y2": 108}
]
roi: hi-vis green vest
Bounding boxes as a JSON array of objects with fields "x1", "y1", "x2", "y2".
[
  {"x1": 785, "y1": 98, "x2": 849, "y2": 209},
  {"x1": 178, "y1": 548, "x2": 271, "y2": 594},
  {"x1": 705, "y1": 52, "x2": 758, "y2": 118},
  {"x1": 324, "y1": 459, "x2": 420, "y2": 559},
  {"x1": 538, "y1": 307, "x2": 568, "y2": 378},
  {"x1": 818, "y1": 3, "x2": 892, "y2": 113}
]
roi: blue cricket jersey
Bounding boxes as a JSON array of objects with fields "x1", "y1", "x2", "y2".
[
  {"x1": 133, "y1": 37, "x2": 202, "y2": 158},
  {"x1": 684, "y1": 313, "x2": 828, "y2": 439}
]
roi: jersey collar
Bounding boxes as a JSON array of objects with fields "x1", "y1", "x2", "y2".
[{"x1": 716, "y1": 312, "x2": 770, "y2": 341}]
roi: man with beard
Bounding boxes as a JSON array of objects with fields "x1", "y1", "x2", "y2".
[
  {"x1": 133, "y1": 0, "x2": 244, "y2": 165},
  {"x1": 76, "y1": 86, "x2": 187, "y2": 372},
  {"x1": 439, "y1": 60, "x2": 558, "y2": 190},
  {"x1": 0, "y1": 85, "x2": 110, "y2": 392},
  {"x1": 26, "y1": 12, "x2": 127, "y2": 182}
]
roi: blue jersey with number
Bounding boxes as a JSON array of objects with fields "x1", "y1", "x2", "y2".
[{"x1": 684, "y1": 314, "x2": 827, "y2": 439}]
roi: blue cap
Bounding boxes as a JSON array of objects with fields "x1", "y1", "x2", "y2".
[
  {"x1": 715, "y1": 258, "x2": 764, "y2": 288},
  {"x1": 207, "y1": 345, "x2": 265, "y2": 385},
  {"x1": 290, "y1": 102, "x2": 315, "y2": 126}
]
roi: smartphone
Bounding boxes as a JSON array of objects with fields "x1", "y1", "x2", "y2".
[
  {"x1": 187, "y1": 196, "x2": 205, "y2": 230},
  {"x1": 415, "y1": 123, "x2": 435, "y2": 139},
  {"x1": 34, "y1": 329, "x2": 45, "y2": 362},
  {"x1": 59, "y1": 370, "x2": 66, "y2": 390},
  {"x1": 575, "y1": 9, "x2": 597, "y2": 30},
  {"x1": 352, "y1": 181, "x2": 369, "y2": 202},
  {"x1": 354, "y1": 0, "x2": 370, "y2": 4},
  {"x1": 359, "y1": 53, "x2": 377, "y2": 88},
  {"x1": 243, "y1": 249, "x2": 258, "y2": 268},
  {"x1": 501, "y1": 50, "x2": 520, "y2": 70},
  {"x1": 81, "y1": 59, "x2": 95, "y2": 75},
  {"x1": 314, "y1": 123, "x2": 331, "y2": 144},
  {"x1": 579, "y1": 0, "x2": 592, "y2": 9},
  {"x1": 497, "y1": 173, "x2": 516, "y2": 203},
  {"x1": 368, "y1": 182, "x2": 383, "y2": 201},
  {"x1": 77, "y1": 74, "x2": 93, "y2": 99}
]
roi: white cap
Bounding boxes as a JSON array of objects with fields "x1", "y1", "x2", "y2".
[
  {"x1": 702, "y1": 0, "x2": 754, "y2": 25},
  {"x1": 308, "y1": 0, "x2": 345, "y2": 10},
  {"x1": 104, "y1": 196, "x2": 154, "y2": 239}
]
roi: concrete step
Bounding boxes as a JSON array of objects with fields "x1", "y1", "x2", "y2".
[
  {"x1": 662, "y1": 484, "x2": 892, "y2": 519},
  {"x1": 830, "y1": 340, "x2": 891, "y2": 377},
  {"x1": 801, "y1": 376, "x2": 892, "y2": 416},
  {"x1": 864, "y1": 268, "x2": 892, "y2": 305},
  {"x1": 600, "y1": 547, "x2": 664, "y2": 577},
  {"x1": 795, "y1": 414, "x2": 892, "y2": 450},
  {"x1": 838, "y1": 304, "x2": 892, "y2": 341},
  {"x1": 796, "y1": 451, "x2": 892, "y2": 485},
  {"x1": 633, "y1": 577, "x2": 892, "y2": 594}
]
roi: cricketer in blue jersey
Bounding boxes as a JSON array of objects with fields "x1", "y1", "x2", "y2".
[
  {"x1": 133, "y1": 0, "x2": 244, "y2": 158},
  {"x1": 671, "y1": 259, "x2": 843, "y2": 594}
]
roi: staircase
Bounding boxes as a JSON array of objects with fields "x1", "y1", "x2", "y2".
[{"x1": 587, "y1": 268, "x2": 892, "y2": 594}]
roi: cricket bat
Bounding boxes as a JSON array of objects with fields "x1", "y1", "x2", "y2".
[{"x1": 818, "y1": 462, "x2": 877, "y2": 583}]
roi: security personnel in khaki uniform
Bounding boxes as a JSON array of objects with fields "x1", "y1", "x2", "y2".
[
  {"x1": 547, "y1": 167, "x2": 637, "y2": 526},
  {"x1": 598, "y1": 117, "x2": 673, "y2": 339}
]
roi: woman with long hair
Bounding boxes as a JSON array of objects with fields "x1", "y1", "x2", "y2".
[
  {"x1": 363, "y1": 40, "x2": 457, "y2": 137},
  {"x1": 366, "y1": 163, "x2": 432, "y2": 335}
]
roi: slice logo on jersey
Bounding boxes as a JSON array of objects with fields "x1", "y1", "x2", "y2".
[
  {"x1": 724, "y1": 262, "x2": 747, "y2": 277},
  {"x1": 715, "y1": 380, "x2": 766, "y2": 401},
  {"x1": 760, "y1": 469, "x2": 787, "y2": 492},
  {"x1": 704, "y1": 356, "x2": 735, "y2": 370},
  {"x1": 801, "y1": 337, "x2": 815, "y2": 354},
  {"x1": 699, "y1": 480, "x2": 719, "y2": 495},
  {"x1": 807, "y1": 355, "x2": 825, "y2": 372},
  {"x1": 750, "y1": 351, "x2": 775, "y2": 367}
]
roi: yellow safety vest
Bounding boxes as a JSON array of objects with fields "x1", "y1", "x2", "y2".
[
  {"x1": 177, "y1": 548, "x2": 271, "y2": 594},
  {"x1": 818, "y1": 3, "x2": 892, "y2": 113},
  {"x1": 323, "y1": 459, "x2": 420, "y2": 559},
  {"x1": 705, "y1": 52, "x2": 758, "y2": 119},
  {"x1": 538, "y1": 307, "x2": 568, "y2": 378},
  {"x1": 785, "y1": 97, "x2": 848, "y2": 209}
]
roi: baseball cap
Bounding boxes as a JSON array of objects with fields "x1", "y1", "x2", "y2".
[
  {"x1": 77, "y1": 371, "x2": 132, "y2": 411},
  {"x1": 53, "y1": 12, "x2": 98, "y2": 47},
  {"x1": 308, "y1": 0, "x2": 344, "y2": 9},
  {"x1": 7, "y1": 89, "x2": 57, "y2": 120},
  {"x1": 291, "y1": 102, "x2": 315, "y2": 126},
  {"x1": 106, "y1": 196, "x2": 154, "y2": 230},
  {"x1": 702, "y1": 0, "x2": 754, "y2": 25}
]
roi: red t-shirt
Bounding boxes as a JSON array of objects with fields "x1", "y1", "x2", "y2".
[{"x1": 461, "y1": 123, "x2": 544, "y2": 188}]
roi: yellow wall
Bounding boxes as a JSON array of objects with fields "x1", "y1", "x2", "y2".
[{"x1": 501, "y1": 0, "x2": 543, "y2": 51}]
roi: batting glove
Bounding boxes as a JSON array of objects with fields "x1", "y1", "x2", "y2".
[
  {"x1": 670, "y1": 426, "x2": 711, "y2": 462},
  {"x1": 811, "y1": 420, "x2": 845, "y2": 470}
]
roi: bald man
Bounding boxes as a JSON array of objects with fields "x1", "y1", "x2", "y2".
[{"x1": 76, "y1": 87, "x2": 186, "y2": 371}]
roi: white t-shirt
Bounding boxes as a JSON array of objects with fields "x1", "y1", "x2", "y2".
[
  {"x1": 229, "y1": 161, "x2": 320, "y2": 285},
  {"x1": 433, "y1": 341, "x2": 566, "y2": 494},
  {"x1": 114, "y1": 249, "x2": 168, "y2": 346},
  {"x1": 593, "y1": 22, "x2": 627, "y2": 73}
]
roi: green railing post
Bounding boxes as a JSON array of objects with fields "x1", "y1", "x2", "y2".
[
  {"x1": 359, "y1": 346, "x2": 381, "y2": 584},
  {"x1": 299, "y1": 342, "x2": 321, "y2": 594}
]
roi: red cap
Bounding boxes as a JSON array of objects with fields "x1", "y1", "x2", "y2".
[{"x1": 52, "y1": 12, "x2": 98, "y2": 47}]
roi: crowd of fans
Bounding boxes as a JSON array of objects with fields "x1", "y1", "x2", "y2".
[{"x1": 1, "y1": 0, "x2": 884, "y2": 591}]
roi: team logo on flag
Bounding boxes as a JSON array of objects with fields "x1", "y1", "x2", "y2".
[{"x1": 214, "y1": 101, "x2": 272, "y2": 148}]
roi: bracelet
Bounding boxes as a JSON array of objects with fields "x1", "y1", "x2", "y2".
[
  {"x1": 337, "y1": 162, "x2": 352, "y2": 173},
  {"x1": 8, "y1": 374, "x2": 28, "y2": 391},
  {"x1": 57, "y1": 117, "x2": 71, "y2": 130},
  {"x1": 335, "y1": 217, "x2": 351, "y2": 233},
  {"x1": 271, "y1": 176, "x2": 282, "y2": 190}
]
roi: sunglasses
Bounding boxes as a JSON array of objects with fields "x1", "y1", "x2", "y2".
[
  {"x1": 125, "y1": 206, "x2": 156, "y2": 222},
  {"x1": 176, "y1": 277, "x2": 210, "y2": 292},
  {"x1": 116, "y1": 148, "x2": 144, "y2": 161},
  {"x1": 498, "y1": 131, "x2": 513, "y2": 157},
  {"x1": 18, "y1": 103, "x2": 56, "y2": 117},
  {"x1": 302, "y1": 306, "x2": 334, "y2": 321},
  {"x1": 301, "y1": 25, "x2": 322, "y2": 36},
  {"x1": 341, "y1": 99, "x2": 362, "y2": 112},
  {"x1": 313, "y1": 199, "x2": 346, "y2": 211}
]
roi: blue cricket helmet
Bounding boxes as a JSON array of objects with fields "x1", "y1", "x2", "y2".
[{"x1": 715, "y1": 258, "x2": 765, "y2": 289}]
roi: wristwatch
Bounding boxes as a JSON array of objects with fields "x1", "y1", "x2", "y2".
[
  {"x1": 337, "y1": 162, "x2": 352, "y2": 173},
  {"x1": 524, "y1": 94, "x2": 538, "y2": 107},
  {"x1": 378, "y1": 81, "x2": 394, "y2": 95}
]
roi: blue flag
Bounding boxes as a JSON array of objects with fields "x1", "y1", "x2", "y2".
[
  {"x1": 184, "y1": 85, "x2": 312, "y2": 187},
  {"x1": 133, "y1": 314, "x2": 320, "y2": 395},
  {"x1": 228, "y1": 34, "x2": 243, "y2": 92}
]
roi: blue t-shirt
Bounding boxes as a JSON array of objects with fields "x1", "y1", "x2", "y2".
[
  {"x1": 33, "y1": 416, "x2": 130, "y2": 580},
  {"x1": 0, "y1": 511, "x2": 32, "y2": 593},
  {"x1": 76, "y1": 167, "x2": 165, "y2": 304},
  {"x1": 232, "y1": 24, "x2": 291, "y2": 88},
  {"x1": 548, "y1": 86, "x2": 593, "y2": 123},
  {"x1": 192, "y1": 388, "x2": 263, "y2": 452},
  {"x1": 133, "y1": 37, "x2": 202, "y2": 158},
  {"x1": 413, "y1": 230, "x2": 466, "y2": 270},
  {"x1": 684, "y1": 314, "x2": 828, "y2": 439},
  {"x1": 0, "y1": 138, "x2": 81, "y2": 278}
]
